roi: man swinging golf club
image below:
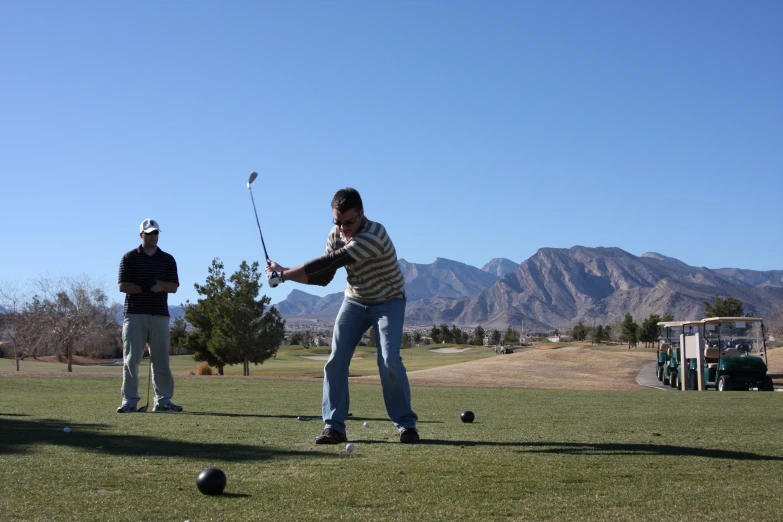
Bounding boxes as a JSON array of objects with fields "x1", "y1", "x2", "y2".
[
  {"x1": 117, "y1": 219, "x2": 182, "y2": 413},
  {"x1": 265, "y1": 188, "x2": 419, "y2": 444}
]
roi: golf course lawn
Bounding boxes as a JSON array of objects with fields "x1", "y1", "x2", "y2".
[
  {"x1": 0, "y1": 344, "x2": 501, "y2": 378},
  {"x1": 2, "y1": 346, "x2": 783, "y2": 520}
]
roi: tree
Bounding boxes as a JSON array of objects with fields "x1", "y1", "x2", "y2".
[
  {"x1": 704, "y1": 296, "x2": 744, "y2": 318},
  {"x1": 0, "y1": 280, "x2": 29, "y2": 370},
  {"x1": 639, "y1": 314, "x2": 661, "y2": 348},
  {"x1": 439, "y1": 324, "x2": 453, "y2": 344},
  {"x1": 429, "y1": 325, "x2": 442, "y2": 344},
  {"x1": 503, "y1": 327, "x2": 520, "y2": 345},
  {"x1": 184, "y1": 259, "x2": 285, "y2": 376},
  {"x1": 450, "y1": 325, "x2": 464, "y2": 345},
  {"x1": 661, "y1": 312, "x2": 674, "y2": 322},
  {"x1": 47, "y1": 277, "x2": 120, "y2": 369},
  {"x1": 4, "y1": 277, "x2": 121, "y2": 372},
  {"x1": 401, "y1": 332, "x2": 411, "y2": 348},
  {"x1": 767, "y1": 307, "x2": 783, "y2": 348},
  {"x1": 288, "y1": 331, "x2": 312, "y2": 347},
  {"x1": 590, "y1": 324, "x2": 605, "y2": 344},
  {"x1": 491, "y1": 329, "x2": 501, "y2": 345},
  {"x1": 169, "y1": 317, "x2": 188, "y2": 355},
  {"x1": 366, "y1": 327, "x2": 377, "y2": 347},
  {"x1": 571, "y1": 322, "x2": 587, "y2": 342},
  {"x1": 620, "y1": 313, "x2": 639, "y2": 349},
  {"x1": 472, "y1": 325, "x2": 486, "y2": 346},
  {"x1": 412, "y1": 331, "x2": 422, "y2": 345},
  {"x1": 184, "y1": 260, "x2": 228, "y2": 373}
]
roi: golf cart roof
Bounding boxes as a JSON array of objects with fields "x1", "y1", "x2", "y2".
[
  {"x1": 679, "y1": 319, "x2": 704, "y2": 326},
  {"x1": 657, "y1": 321, "x2": 685, "y2": 327},
  {"x1": 701, "y1": 317, "x2": 763, "y2": 325}
]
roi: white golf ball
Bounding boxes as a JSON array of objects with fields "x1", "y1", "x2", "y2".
[
  {"x1": 363, "y1": 422, "x2": 370, "y2": 428},
  {"x1": 63, "y1": 427, "x2": 71, "y2": 433},
  {"x1": 346, "y1": 443, "x2": 355, "y2": 453}
]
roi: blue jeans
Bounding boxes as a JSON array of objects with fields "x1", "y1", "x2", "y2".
[{"x1": 322, "y1": 297, "x2": 417, "y2": 433}]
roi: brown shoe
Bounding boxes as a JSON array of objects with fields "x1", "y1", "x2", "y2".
[
  {"x1": 315, "y1": 428, "x2": 348, "y2": 444},
  {"x1": 400, "y1": 428, "x2": 420, "y2": 444}
]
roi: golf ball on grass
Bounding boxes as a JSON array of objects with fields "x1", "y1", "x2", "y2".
[
  {"x1": 63, "y1": 427, "x2": 71, "y2": 433},
  {"x1": 346, "y1": 443, "x2": 355, "y2": 453},
  {"x1": 363, "y1": 422, "x2": 370, "y2": 428},
  {"x1": 460, "y1": 411, "x2": 475, "y2": 423}
]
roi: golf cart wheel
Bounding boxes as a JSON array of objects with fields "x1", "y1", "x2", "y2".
[
  {"x1": 717, "y1": 375, "x2": 733, "y2": 392},
  {"x1": 656, "y1": 366, "x2": 663, "y2": 382},
  {"x1": 669, "y1": 370, "x2": 678, "y2": 389},
  {"x1": 762, "y1": 376, "x2": 774, "y2": 392},
  {"x1": 663, "y1": 372, "x2": 670, "y2": 386}
]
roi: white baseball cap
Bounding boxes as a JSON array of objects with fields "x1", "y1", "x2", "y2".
[{"x1": 140, "y1": 218, "x2": 161, "y2": 233}]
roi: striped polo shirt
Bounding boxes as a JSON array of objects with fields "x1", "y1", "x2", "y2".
[
  {"x1": 118, "y1": 246, "x2": 179, "y2": 316},
  {"x1": 326, "y1": 217, "x2": 405, "y2": 304}
]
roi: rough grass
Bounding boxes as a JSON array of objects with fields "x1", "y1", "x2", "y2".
[{"x1": 2, "y1": 375, "x2": 783, "y2": 521}]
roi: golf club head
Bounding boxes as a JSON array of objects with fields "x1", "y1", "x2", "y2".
[
  {"x1": 137, "y1": 405, "x2": 148, "y2": 413},
  {"x1": 247, "y1": 171, "x2": 258, "y2": 188}
]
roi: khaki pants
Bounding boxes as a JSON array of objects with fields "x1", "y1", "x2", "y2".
[{"x1": 121, "y1": 314, "x2": 174, "y2": 406}]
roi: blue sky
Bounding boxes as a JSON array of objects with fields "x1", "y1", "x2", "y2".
[{"x1": 2, "y1": 1, "x2": 781, "y2": 307}]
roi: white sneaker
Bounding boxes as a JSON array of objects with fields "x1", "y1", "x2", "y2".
[
  {"x1": 117, "y1": 403, "x2": 137, "y2": 413},
  {"x1": 153, "y1": 401, "x2": 183, "y2": 413}
]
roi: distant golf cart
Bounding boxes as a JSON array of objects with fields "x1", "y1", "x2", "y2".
[
  {"x1": 500, "y1": 345, "x2": 514, "y2": 354},
  {"x1": 656, "y1": 321, "x2": 683, "y2": 387},
  {"x1": 700, "y1": 317, "x2": 773, "y2": 391}
]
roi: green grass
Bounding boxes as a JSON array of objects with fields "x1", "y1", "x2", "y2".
[
  {"x1": 0, "y1": 344, "x2": 498, "y2": 378},
  {"x1": 2, "y1": 374, "x2": 783, "y2": 521}
]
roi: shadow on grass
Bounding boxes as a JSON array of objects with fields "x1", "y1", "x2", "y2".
[
  {"x1": 514, "y1": 441, "x2": 783, "y2": 461},
  {"x1": 355, "y1": 438, "x2": 783, "y2": 461},
  {"x1": 0, "y1": 416, "x2": 323, "y2": 462},
  {"x1": 184, "y1": 411, "x2": 442, "y2": 424}
]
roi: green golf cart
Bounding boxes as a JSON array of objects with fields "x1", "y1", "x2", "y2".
[
  {"x1": 656, "y1": 321, "x2": 683, "y2": 387},
  {"x1": 701, "y1": 317, "x2": 773, "y2": 391}
]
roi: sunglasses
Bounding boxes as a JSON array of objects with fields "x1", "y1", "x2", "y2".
[
  {"x1": 143, "y1": 230, "x2": 160, "y2": 236},
  {"x1": 332, "y1": 215, "x2": 360, "y2": 227}
]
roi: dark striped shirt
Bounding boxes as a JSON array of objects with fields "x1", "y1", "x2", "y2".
[
  {"x1": 118, "y1": 246, "x2": 179, "y2": 316},
  {"x1": 326, "y1": 217, "x2": 405, "y2": 304}
]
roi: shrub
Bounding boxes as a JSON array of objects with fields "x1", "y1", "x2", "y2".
[{"x1": 196, "y1": 363, "x2": 213, "y2": 376}]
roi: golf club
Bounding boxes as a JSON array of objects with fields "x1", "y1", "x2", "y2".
[
  {"x1": 138, "y1": 344, "x2": 151, "y2": 412},
  {"x1": 247, "y1": 171, "x2": 282, "y2": 288}
]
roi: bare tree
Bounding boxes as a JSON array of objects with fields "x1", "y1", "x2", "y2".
[
  {"x1": 27, "y1": 276, "x2": 120, "y2": 371},
  {"x1": 0, "y1": 280, "x2": 30, "y2": 371},
  {"x1": 766, "y1": 307, "x2": 783, "y2": 348}
]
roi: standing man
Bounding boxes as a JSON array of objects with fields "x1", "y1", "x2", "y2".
[
  {"x1": 266, "y1": 188, "x2": 419, "y2": 444},
  {"x1": 117, "y1": 218, "x2": 182, "y2": 413}
]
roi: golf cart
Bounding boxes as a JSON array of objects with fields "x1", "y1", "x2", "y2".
[
  {"x1": 656, "y1": 321, "x2": 683, "y2": 387},
  {"x1": 677, "y1": 319, "x2": 703, "y2": 390},
  {"x1": 700, "y1": 317, "x2": 773, "y2": 391}
]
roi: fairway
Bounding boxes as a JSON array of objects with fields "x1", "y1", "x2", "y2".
[
  {"x1": 2, "y1": 351, "x2": 783, "y2": 521},
  {"x1": 0, "y1": 344, "x2": 501, "y2": 378}
]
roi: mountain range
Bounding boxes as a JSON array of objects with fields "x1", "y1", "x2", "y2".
[{"x1": 274, "y1": 247, "x2": 783, "y2": 331}]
